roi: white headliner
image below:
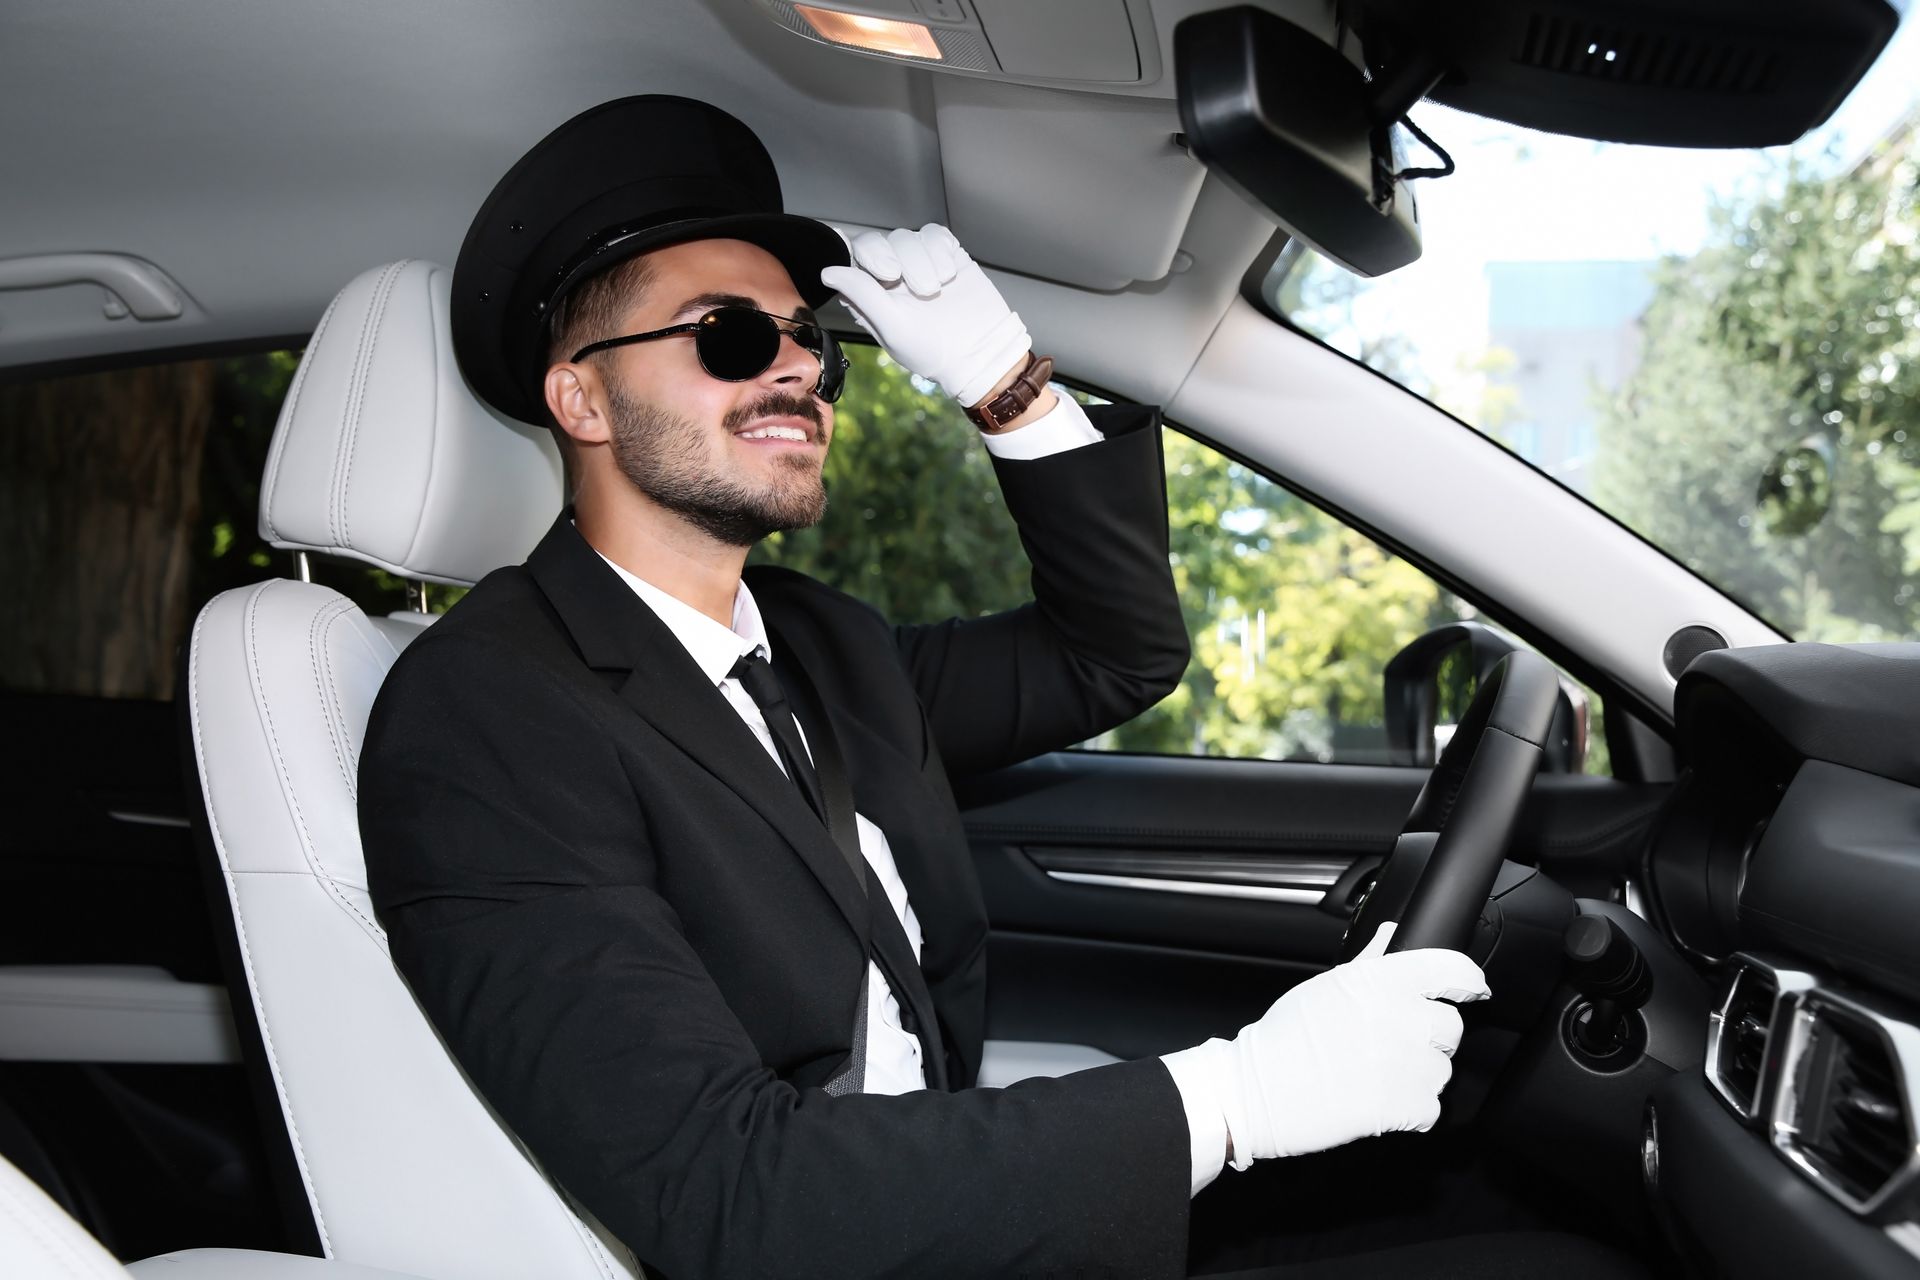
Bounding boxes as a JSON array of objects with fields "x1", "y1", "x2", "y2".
[
  {"x1": 0, "y1": 0, "x2": 1295, "y2": 381},
  {"x1": 1, "y1": 0, "x2": 1786, "y2": 713}
]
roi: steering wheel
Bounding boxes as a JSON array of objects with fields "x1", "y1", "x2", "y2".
[{"x1": 1339, "y1": 650, "x2": 1562, "y2": 961}]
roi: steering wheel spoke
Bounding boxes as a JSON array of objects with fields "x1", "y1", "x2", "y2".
[{"x1": 1342, "y1": 651, "x2": 1562, "y2": 959}]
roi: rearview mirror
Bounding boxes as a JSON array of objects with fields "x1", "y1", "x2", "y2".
[{"x1": 1174, "y1": 5, "x2": 1422, "y2": 277}]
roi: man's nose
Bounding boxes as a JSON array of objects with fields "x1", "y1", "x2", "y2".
[{"x1": 764, "y1": 329, "x2": 821, "y2": 388}]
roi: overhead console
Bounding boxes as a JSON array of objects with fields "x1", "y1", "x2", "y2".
[
  {"x1": 752, "y1": 0, "x2": 1898, "y2": 140},
  {"x1": 754, "y1": 0, "x2": 1900, "y2": 280},
  {"x1": 750, "y1": 0, "x2": 1164, "y2": 86}
]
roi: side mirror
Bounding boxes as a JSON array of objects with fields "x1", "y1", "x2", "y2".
[{"x1": 1384, "y1": 621, "x2": 1588, "y2": 772}]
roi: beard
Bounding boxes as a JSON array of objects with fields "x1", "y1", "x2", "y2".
[{"x1": 603, "y1": 375, "x2": 828, "y2": 547}]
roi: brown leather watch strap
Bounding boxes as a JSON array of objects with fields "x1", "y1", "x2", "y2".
[{"x1": 965, "y1": 352, "x2": 1055, "y2": 433}]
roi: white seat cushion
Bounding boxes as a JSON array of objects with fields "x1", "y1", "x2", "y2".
[
  {"x1": 0, "y1": 1152, "x2": 128, "y2": 1280},
  {"x1": 187, "y1": 262, "x2": 637, "y2": 1278}
]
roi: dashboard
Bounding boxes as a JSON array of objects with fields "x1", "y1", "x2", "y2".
[{"x1": 1642, "y1": 641, "x2": 1920, "y2": 1275}]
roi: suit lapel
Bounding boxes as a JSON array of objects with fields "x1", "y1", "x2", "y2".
[{"x1": 525, "y1": 517, "x2": 868, "y2": 936}]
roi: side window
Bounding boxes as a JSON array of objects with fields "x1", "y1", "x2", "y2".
[
  {"x1": 0, "y1": 351, "x2": 414, "y2": 701},
  {"x1": 746, "y1": 344, "x2": 1611, "y2": 773},
  {"x1": 1095, "y1": 429, "x2": 1611, "y2": 774},
  {"x1": 1083, "y1": 430, "x2": 1470, "y2": 764}
]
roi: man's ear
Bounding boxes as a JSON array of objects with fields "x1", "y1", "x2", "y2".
[{"x1": 544, "y1": 362, "x2": 612, "y2": 446}]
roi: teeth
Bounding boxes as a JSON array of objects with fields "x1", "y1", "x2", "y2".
[{"x1": 737, "y1": 425, "x2": 808, "y2": 441}]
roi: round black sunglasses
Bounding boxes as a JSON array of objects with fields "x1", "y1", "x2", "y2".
[{"x1": 570, "y1": 306, "x2": 851, "y2": 404}]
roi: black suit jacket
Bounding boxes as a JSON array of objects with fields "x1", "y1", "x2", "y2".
[{"x1": 360, "y1": 403, "x2": 1196, "y2": 1279}]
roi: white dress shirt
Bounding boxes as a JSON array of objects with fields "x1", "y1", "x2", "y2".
[{"x1": 598, "y1": 391, "x2": 1229, "y2": 1193}]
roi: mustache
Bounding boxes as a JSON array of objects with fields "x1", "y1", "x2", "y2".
[{"x1": 723, "y1": 391, "x2": 825, "y2": 434}]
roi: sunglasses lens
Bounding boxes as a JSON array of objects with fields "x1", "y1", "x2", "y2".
[
  {"x1": 815, "y1": 328, "x2": 848, "y2": 403},
  {"x1": 695, "y1": 308, "x2": 844, "y2": 402},
  {"x1": 695, "y1": 309, "x2": 781, "y2": 380}
]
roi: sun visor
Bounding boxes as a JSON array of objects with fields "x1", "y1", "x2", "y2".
[{"x1": 937, "y1": 77, "x2": 1208, "y2": 289}]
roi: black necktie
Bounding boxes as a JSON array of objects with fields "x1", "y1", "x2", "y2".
[
  {"x1": 729, "y1": 649, "x2": 873, "y2": 1094},
  {"x1": 728, "y1": 647, "x2": 951, "y2": 1089},
  {"x1": 730, "y1": 652, "x2": 830, "y2": 822}
]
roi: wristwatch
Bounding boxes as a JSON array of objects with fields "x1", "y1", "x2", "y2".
[{"x1": 964, "y1": 351, "x2": 1056, "y2": 433}]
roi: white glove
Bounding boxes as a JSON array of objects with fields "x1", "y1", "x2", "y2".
[
  {"x1": 819, "y1": 223, "x2": 1032, "y2": 408},
  {"x1": 1214, "y1": 922, "x2": 1489, "y2": 1167}
]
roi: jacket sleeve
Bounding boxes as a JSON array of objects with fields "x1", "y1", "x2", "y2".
[
  {"x1": 360, "y1": 634, "x2": 1192, "y2": 1280},
  {"x1": 894, "y1": 401, "x2": 1190, "y2": 777}
]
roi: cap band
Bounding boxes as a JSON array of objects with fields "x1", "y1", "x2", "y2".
[{"x1": 536, "y1": 209, "x2": 730, "y2": 323}]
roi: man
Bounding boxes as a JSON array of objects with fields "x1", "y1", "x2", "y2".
[{"x1": 360, "y1": 96, "x2": 1487, "y2": 1279}]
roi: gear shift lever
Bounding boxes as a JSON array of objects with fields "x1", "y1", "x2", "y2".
[{"x1": 1562, "y1": 915, "x2": 1653, "y2": 1059}]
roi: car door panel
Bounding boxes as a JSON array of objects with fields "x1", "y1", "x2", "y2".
[{"x1": 962, "y1": 750, "x2": 1669, "y2": 1060}]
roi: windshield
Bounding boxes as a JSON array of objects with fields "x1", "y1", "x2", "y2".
[{"x1": 1266, "y1": 21, "x2": 1920, "y2": 643}]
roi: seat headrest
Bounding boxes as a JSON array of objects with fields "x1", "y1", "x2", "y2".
[{"x1": 259, "y1": 260, "x2": 563, "y2": 587}]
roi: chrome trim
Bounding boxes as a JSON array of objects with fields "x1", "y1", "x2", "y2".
[
  {"x1": 1028, "y1": 850, "x2": 1349, "y2": 890},
  {"x1": 106, "y1": 810, "x2": 191, "y2": 830},
  {"x1": 293, "y1": 550, "x2": 312, "y2": 583},
  {"x1": 1621, "y1": 878, "x2": 1650, "y2": 922},
  {"x1": 1769, "y1": 986, "x2": 1920, "y2": 1220},
  {"x1": 1044, "y1": 870, "x2": 1326, "y2": 906},
  {"x1": 1641, "y1": 1100, "x2": 1661, "y2": 1192},
  {"x1": 1705, "y1": 952, "x2": 1817, "y2": 1123}
]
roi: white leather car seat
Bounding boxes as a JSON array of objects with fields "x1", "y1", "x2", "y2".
[
  {"x1": 0, "y1": 1149, "x2": 129, "y2": 1280},
  {"x1": 0, "y1": 1147, "x2": 432, "y2": 1278},
  {"x1": 183, "y1": 260, "x2": 641, "y2": 1279}
]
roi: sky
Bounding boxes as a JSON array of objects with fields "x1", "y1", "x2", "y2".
[{"x1": 1328, "y1": 14, "x2": 1920, "y2": 383}]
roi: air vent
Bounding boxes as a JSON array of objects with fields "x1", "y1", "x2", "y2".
[
  {"x1": 1706, "y1": 956, "x2": 1812, "y2": 1123},
  {"x1": 1709, "y1": 966, "x2": 1777, "y2": 1117},
  {"x1": 1773, "y1": 995, "x2": 1920, "y2": 1216},
  {"x1": 1516, "y1": 14, "x2": 1778, "y2": 94}
]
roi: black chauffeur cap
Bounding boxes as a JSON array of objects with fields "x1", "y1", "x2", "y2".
[{"x1": 452, "y1": 94, "x2": 850, "y2": 425}]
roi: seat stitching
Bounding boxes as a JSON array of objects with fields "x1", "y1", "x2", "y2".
[
  {"x1": 402, "y1": 264, "x2": 442, "y2": 572},
  {"x1": 310, "y1": 600, "x2": 361, "y2": 802},
  {"x1": 329, "y1": 271, "x2": 386, "y2": 547},
  {"x1": 330, "y1": 262, "x2": 399, "y2": 547},
  {"x1": 245, "y1": 587, "x2": 386, "y2": 942},
  {"x1": 189, "y1": 590, "x2": 336, "y2": 1255},
  {"x1": 557, "y1": 1208, "x2": 623, "y2": 1280},
  {"x1": 335, "y1": 619, "x2": 406, "y2": 786},
  {"x1": 0, "y1": 1177, "x2": 123, "y2": 1278},
  {"x1": 261, "y1": 290, "x2": 344, "y2": 544},
  {"x1": 337, "y1": 260, "x2": 409, "y2": 552}
]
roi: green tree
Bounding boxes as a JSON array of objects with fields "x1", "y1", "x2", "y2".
[
  {"x1": 750, "y1": 348, "x2": 1028, "y2": 621},
  {"x1": 1103, "y1": 433, "x2": 1458, "y2": 760},
  {"x1": 756, "y1": 344, "x2": 1474, "y2": 764},
  {"x1": 1592, "y1": 137, "x2": 1920, "y2": 640}
]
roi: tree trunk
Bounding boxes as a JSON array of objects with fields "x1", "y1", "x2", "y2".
[{"x1": 0, "y1": 361, "x2": 218, "y2": 700}]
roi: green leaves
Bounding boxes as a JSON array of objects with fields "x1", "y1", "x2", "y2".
[
  {"x1": 758, "y1": 348, "x2": 1467, "y2": 764},
  {"x1": 1109, "y1": 434, "x2": 1456, "y2": 761},
  {"x1": 1591, "y1": 140, "x2": 1920, "y2": 640},
  {"x1": 749, "y1": 348, "x2": 1028, "y2": 621}
]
